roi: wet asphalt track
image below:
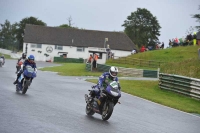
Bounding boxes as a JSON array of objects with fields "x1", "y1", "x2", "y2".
[{"x1": 0, "y1": 60, "x2": 200, "y2": 133}]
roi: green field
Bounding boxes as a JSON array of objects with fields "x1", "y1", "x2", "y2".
[
  {"x1": 107, "y1": 45, "x2": 200, "y2": 78},
  {"x1": 0, "y1": 53, "x2": 12, "y2": 59},
  {"x1": 40, "y1": 63, "x2": 102, "y2": 76}
]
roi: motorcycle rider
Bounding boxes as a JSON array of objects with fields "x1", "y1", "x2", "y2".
[
  {"x1": 13, "y1": 55, "x2": 37, "y2": 85},
  {"x1": 0, "y1": 55, "x2": 5, "y2": 65},
  {"x1": 90, "y1": 66, "x2": 121, "y2": 106},
  {"x1": 16, "y1": 53, "x2": 27, "y2": 73}
]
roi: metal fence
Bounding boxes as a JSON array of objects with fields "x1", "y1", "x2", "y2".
[
  {"x1": 159, "y1": 73, "x2": 200, "y2": 100},
  {"x1": 110, "y1": 56, "x2": 165, "y2": 68}
]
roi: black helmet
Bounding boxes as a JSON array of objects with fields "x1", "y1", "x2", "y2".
[{"x1": 22, "y1": 53, "x2": 27, "y2": 59}]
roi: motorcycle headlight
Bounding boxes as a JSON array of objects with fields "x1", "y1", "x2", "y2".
[{"x1": 110, "y1": 90, "x2": 119, "y2": 97}]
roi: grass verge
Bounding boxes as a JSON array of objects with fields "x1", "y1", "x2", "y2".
[
  {"x1": 40, "y1": 63, "x2": 102, "y2": 76},
  {"x1": 0, "y1": 53, "x2": 12, "y2": 59},
  {"x1": 86, "y1": 79, "x2": 200, "y2": 114}
]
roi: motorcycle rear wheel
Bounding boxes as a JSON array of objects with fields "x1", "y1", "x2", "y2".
[
  {"x1": 86, "y1": 104, "x2": 95, "y2": 116},
  {"x1": 102, "y1": 102, "x2": 114, "y2": 121}
]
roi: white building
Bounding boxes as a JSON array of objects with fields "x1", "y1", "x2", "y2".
[{"x1": 23, "y1": 24, "x2": 137, "y2": 64}]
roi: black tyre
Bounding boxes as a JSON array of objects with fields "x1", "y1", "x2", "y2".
[
  {"x1": 102, "y1": 101, "x2": 114, "y2": 121},
  {"x1": 86, "y1": 104, "x2": 95, "y2": 116},
  {"x1": 22, "y1": 86, "x2": 28, "y2": 94},
  {"x1": 16, "y1": 85, "x2": 19, "y2": 92},
  {"x1": 22, "y1": 80, "x2": 28, "y2": 94}
]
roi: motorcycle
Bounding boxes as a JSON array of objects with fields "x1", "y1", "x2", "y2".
[
  {"x1": 84, "y1": 80, "x2": 121, "y2": 121},
  {"x1": 0, "y1": 58, "x2": 4, "y2": 67},
  {"x1": 16, "y1": 65, "x2": 36, "y2": 94}
]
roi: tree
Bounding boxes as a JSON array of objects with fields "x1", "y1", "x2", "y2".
[
  {"x1": 67, "y1": 16, "x2": 74, "y2": 27},
  {"x1": 58, "y1": 16, "x2": 78, "y2": 29},
  {"x1": 122, "y1": 8, "x2": 161, "y2": 48},
  {"x1": 59, "y1": 24, "x2": 71, "y2": 28},
  {"x1": 15, "y1": 16, "x2": 46, "y2": 50},
  {"x1": 192, "y1": 5, "x2": 200, "y2": 31},
  {"x1": 185, "y1": 26, "x2": 195, "y2": 35},
  {"x1": 0, "y1": 20, "x2": 18, "y2": 50}
]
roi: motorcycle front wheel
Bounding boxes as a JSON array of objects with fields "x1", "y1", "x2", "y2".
[
  {"x1": 86, "y1": 104, "x2": 95, "y2": 116},
  {"x1": 102, "y1": 101, "x2": 114, "y2": 121},
  {"x1": 22, "y1": 80, "x2": 28, "y2": 94}
]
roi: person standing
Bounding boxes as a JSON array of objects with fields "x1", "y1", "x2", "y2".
[{"x1": 92, "y1": 53, "x2": 98, "y2": 70}]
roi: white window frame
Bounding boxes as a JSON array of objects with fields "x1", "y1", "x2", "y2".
[
  {"x1": 77, "y1": 47, "x2": 85, "y2": 52},
  {"x1": 55, "y1": 45, "x2": 63, "y2": 50},
  {"x1": 30, "y1": 44, "x2": 42, "y2": 48},
  {"x1": 30, "y1": 44, "x2": 36, "y2": 48},
  {"x1": 37, "y1": 44, "x2": 42, "y2": 48}
]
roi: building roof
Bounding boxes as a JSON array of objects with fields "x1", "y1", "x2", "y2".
[
  {"x1": 24, "y1": 24, "x2": 136, "y2": 51},
  {"x1": 197, "y1": 31, "x2": 200, "y2": 40}
]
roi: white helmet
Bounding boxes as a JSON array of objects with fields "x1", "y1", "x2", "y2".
[{"x1": 109, "y1": 66, "x2": 118, "y2": 78}]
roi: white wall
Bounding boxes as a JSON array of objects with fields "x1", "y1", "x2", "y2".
[
  {"x1": 23, "y1": 43, "x2": 131, "y2": 63},
  {"x1": 111, "y1": 49, "x2": 131, "y2": 58}
]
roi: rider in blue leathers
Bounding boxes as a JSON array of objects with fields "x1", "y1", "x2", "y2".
[
  {"x1": 13, "y1": 55, "x2": 37, "y2": 84},
  {"x1": 90, "y1": 66, "x2": 121, "y2": 105}
]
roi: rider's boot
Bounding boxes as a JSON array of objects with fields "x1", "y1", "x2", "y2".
[{"x1": 13, "y1": 74, "x2": 20, "y2": 85}]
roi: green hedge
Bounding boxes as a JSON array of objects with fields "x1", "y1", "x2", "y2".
[{"x1": 54, "y1": 57, "x2": 84, "y2": 63}]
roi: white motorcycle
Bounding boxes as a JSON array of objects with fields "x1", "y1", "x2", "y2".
[{"x1": 0, "y1": 58, "x2": 4, "y2": 67}]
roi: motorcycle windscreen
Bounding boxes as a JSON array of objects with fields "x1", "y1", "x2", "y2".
[
  {"x1": 106, "y1": 81, "x2": 121, "y2": 97},
  {"x1": 24, "y1": 66, "x2": 35, "y2": 78}
]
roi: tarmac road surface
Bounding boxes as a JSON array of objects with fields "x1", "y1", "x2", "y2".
[{"x1": 0, "y1": 60, "x2": 200, "y2": 133}]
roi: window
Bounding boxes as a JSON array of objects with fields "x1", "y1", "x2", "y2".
[
  {"x1": 30, "y1": 44, "x2": 42, "y2": 48},
  {"x1": 31, "y1": 44, "x2": 36, "y2": 48},
  {"x1": 55, "y1": 45, "x2": 63, "y2": 50},
  {"x1": 37, "y1": 44, "x2": 42, "y2": 48},
  {"x1": 77, "y1": 47, "x2": 85, "y2": 52}
]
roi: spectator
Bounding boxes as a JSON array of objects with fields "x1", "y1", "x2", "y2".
[
  {"x1": 169, "y1": 39, "x2": 172, "y2": 47},
  {"x1": 93, "y1": 53, "x2": 98, "y2": 70},
  {"x1": 178, "y1": 38, "x2": 181, "y2": 46},
  {"x1": 131, "y1": 49, "x2": 136, "y2": 54},
  {"x1": 147, "y1": 46, "x2": 153, "y2": 51},
  {"x1": 160, "y1": 42, "x2": 164, "y2": 49},
  {"x1": 172, "y1": 38, "x2": 179, "y2": 47},
  {"x1": 188, "y1": 34, "x2": 193, "y2": 41},
  {"x1": 108, "y1": 51, "x2": 112, "y2": 59},
  {"x1": 193, "y1": 32, "x2": 197, "y2": 46},
  {"x1": 140, "y1": 46, "x2": 146, "y2": 52},
  {"x1": 87, "y1": 54, "x2": 93, "y2": 63},
  {"x1": 111, "y1": 53, "x2": 114, "y2": 59},
  {"x1": 156, "y1": 43, "x2": 160, "y2": 50}
]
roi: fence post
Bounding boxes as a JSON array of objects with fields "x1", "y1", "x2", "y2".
[
  {"x1": 198, "y1": 48, "x2": 200, "y2": 60},
  {"x1": 157, "y1": 68, "x2": 160, "y2": 78}
]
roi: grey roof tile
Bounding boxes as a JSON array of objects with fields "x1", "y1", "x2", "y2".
[{"x1": 24, "y1": 24, "x2": 137, "y2": 51}]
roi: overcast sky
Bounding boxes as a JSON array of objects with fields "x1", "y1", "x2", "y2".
[{"x1": 0, "y1": 0, "x2": 199, "y2": 47}]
